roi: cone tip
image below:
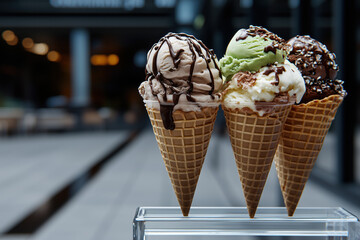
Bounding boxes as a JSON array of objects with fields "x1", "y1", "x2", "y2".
[
  {"x1": 248, "y1": 208, "x2": 257, "y2": 218},
  {"x1": 284, "y1": 200, "x2": 298, "y2": 216},
  {"x1": 181, "y1": 206, "x2": 190, "y2": 216},
  {"x1": 287, "y1": 207, "x2": 295, "y2": 217}
]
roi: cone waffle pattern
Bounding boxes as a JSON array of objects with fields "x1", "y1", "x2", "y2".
[
  {"x1": 223, "y1": 105, "x2": 292, "y2": 218},
  {"x1": 147, "y1": 107, "x2": 218, "y2": 216},
  {"x1": 275, "y1": 95, "x2": 343, "y2": 216}
]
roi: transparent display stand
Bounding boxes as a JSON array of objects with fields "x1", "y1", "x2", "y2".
[{"x1": 133, "y1": 207, "x2": 359, "y2": 240}]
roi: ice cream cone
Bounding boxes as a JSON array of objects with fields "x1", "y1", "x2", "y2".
[
  {"x1": 146, "y1": 106, "x2": 218, "y2": 216},
  {"x1": 223, "y1": 104, "x2": 292, "y2": 218},
  {"x1": 275, "y1": 94, "x2": 343, "y2": 216}
]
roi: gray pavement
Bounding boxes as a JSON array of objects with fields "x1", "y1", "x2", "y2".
[
  {"x1": 0, "y1": 132, "x2": 127, "y2": 234},
  {"x1": 0, "y1": 129, "x2": 359, "y2": 239}
]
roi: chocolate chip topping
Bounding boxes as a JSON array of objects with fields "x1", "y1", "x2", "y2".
[
  {"x1": 264, "y1": 45, "x2": 277, "y2": 54},
  {"x1": 287, "y1": 35, "x2": 346, "y2": 103},
  {"x1": 263, "y1": 66, "x2": 286, "y2": 86},
  {"x1": 232, "y1": 65, "x2": 286, "y2": 91},
  {"x1": 235, "y1": 25, "x2": 287, "y2": 56},
  {"x1": 235, "y1": 29, "x2": 248, "y2": 41},
  {"x1": 232, "y1": 71, "x2": 256, "y2": 89},
  {"x1": 146, "y1": 32, "x2": 221, "y2": 130}
]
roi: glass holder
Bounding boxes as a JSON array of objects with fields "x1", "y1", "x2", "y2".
[{"x1": 133, "y1": 207, "x2": 359, "y2": 240}]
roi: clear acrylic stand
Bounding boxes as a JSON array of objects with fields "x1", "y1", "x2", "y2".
[{"x1": 133, "y1": 207, "x2": 359, "y2": 240}]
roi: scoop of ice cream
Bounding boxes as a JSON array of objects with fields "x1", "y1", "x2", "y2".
[
  {"x1": 220, "y1": 26, "x2": 288, "y2": 82},
  {"x1": 139, "y1": 32, "x2": 222, "y2": 129},
  {"x1": 222, "y1": 61, "x2": 305, "y2": 116},
  {"x1": 287, "y1": 35, "x2": 346, "y2": 103}
]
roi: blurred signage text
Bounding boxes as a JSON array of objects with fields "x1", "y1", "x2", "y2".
[{"x1": 50, "y1": 0, "x2": 175, "y2": 9}]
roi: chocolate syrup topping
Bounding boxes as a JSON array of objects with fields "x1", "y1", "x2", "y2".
[
  {"x1": 160, "y1": 105, "x2": 175, "y2": 130},
  {"x1": 287, "y1": 35, "x2": 346, "y2": 103},
  {"x1": 165, "y1": 38, "x2": 184, "y2": 69},
  {"x1": 147, "y1": 32, "x2": 220, "y2": 130},
  {"x1": 185, "y1": 38, "x2": 196, "y2": 102}
]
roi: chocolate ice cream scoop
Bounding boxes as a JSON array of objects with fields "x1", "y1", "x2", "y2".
[
  {"x1": 139, "y1": 32, "x2": 222, "y2": 129},
  {"x1": 287, "y1": 35, "x2": 346, "y2": 103}
]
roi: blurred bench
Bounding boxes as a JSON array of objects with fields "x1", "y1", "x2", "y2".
[
  {"x1": 0, "y1": 108, "x2": 24, "y2": 135},
  {"x1": 36, "y1": 109, "x2": 75, "y2": 132}
]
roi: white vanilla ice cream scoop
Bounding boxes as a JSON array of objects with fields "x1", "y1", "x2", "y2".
[
  {"x1": 223, "y1": 61, "x2": 306, "y2": 116},
  {"x1": 139, "y1": 32, "x2": 223, "y2": 129}
]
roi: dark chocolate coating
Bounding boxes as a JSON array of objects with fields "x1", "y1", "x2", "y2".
[{"x1": 287, "y1": 35, "x2": 345, "y2": 103}]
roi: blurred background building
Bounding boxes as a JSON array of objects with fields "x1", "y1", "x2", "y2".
[{"x1": 0, "y1": 0, "x2": 359, "y2": 239}]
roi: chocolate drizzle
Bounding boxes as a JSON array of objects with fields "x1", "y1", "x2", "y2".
[
  {"x1": 185, "y1": 38, "x2": 196, "y2": 102},
  {"x1": 146, "y1": 32, "x2": 220, "y2": 130},
  {"x1": 263, "y1": 66, "x2": 286, "y2": 86},
  {"x1": 160, "y1": 105, "x2": 175, "y2": 130},
  {"x1": 165, "y1": 38, "x2": 184, "y2": 69},
  {"x1": 159, "y1": 93, "x2": 180, "y2": 130}
]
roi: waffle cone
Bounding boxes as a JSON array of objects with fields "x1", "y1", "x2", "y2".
[
  {"x1": 146, "y1": 106, "x2": 218, "y2": 216},
  {"x1": 223, "y1": 104, "x2": 292, "y2": 218},
  {"x1": 275, "y1": 95, "x2": 343, "y2": 216}
]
